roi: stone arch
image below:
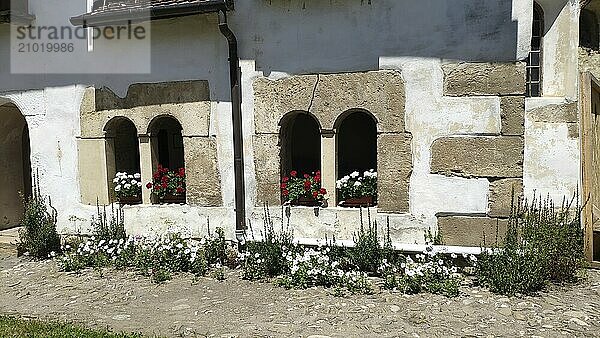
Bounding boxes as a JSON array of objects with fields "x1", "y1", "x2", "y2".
[
  {"x1": 0, "y1": 103, "x2": 32, "y2": 229},
  {"x1": 335, "y1": 109, "x2": 378, "y2": 197},
  {"x1": 147, "y1": 114, "x2": 185, "y2": 171},
  {"x1": 279, "y1": 111, "x2": 322, "y2": 178}
]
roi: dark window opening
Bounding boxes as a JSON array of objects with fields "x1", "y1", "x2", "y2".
[
  {"x1": 580, "y1": 9, "x2": 599, "y2": 50},
  {"x1": 527, "y1": 3, "x2": 544, "y2": 97},
  {"x1": 336, "y1": 110, "x2": 377, "y2": 181},
  {"x1": 280, "y1": 112, "x2": 321, "y2": 177},
  {"x1": 109, "y1": 119, "x2": 140, "y2": 174},
  {"x1": 149, "y1": 116, "x2": 185, "y2": 171}
]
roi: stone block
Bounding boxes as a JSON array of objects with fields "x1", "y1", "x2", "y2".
[
  {"x1": 312, "y1": 71, "x2": 405, "y2": 132},
  {"x1": 253, "y1": 134, "x2": 281, "y2": 206},
  {"x1": 528, "y1": 102, "x2": 578, "y2": 123},
  {"x1": 77, "y1": 139, "x2": 109, "y2": 205},
  {"x1": 500, "y1": 96, "x2": 525, "y2": 136},
  {"x1": 430, "y1": 136, "x2": 523, "y2": 178},
  {"x1": 95, "y1": 80, "x2": 210, "y2": 111},
  {"x1": 377, "y1": 133, "x2": 412, "y2": 213},
  {"x1": 183, "y1": 137, "x2": 222, "y2": 207},
  {"x1": 253, "y1": 71, "x2": 405, "y2": 134},
  {"x1": 437, "y1": 216, "x2": 508, "y2": 247},
  {"x1": 443, "y1": 62, "x2": 526, "y2": 96},
  {"x1": 488, "y1": 178, "x2": 523, "y2": 217},
  {"x1": 253, "y1": 75, "x2": 319, "y2": 134}
]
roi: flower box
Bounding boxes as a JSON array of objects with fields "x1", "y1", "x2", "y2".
[
  {"x1": 159, "y1": 194, "x2": 186, "y2": 204},
  {"x1": 118, "y1": 195, "x2": 142, "y2": 205},
  {"x1": 340, "y1": 195, "x2": 375, "y2": 208},
  {"x1": 290, "y1": 196, "x2": 321, "y2": 207}
]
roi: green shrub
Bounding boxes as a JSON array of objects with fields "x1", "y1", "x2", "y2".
[
  {"x1": 92, "y1": 202, "x2": 126, "y2": 240},
  {"x1": 17, "y1": 180, "x2": 61, "y2": 259},
  {"x1": 476, "y1": 194, "x2": 585, "y2": 296},
  {"x1": 242, "y1": 205, "x2": 294, "y2": 280}
]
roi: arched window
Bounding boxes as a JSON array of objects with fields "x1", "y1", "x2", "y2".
[
  {"x1": 0, "y1": 103, "x2": 32, "y2": 229},
  {"x1": 527, "y1": 3, "x2": 544, "y2": 97},
  {"x1": 580, "y1": 9, "x2": 599, "y2": 50},
  {"x1": 279, "y1": 111, "x2": 321, "y2": 177},
  {"x1": 104, "y1": 117, "x2": 141, "y2": 202},
  {"x1": 148, "y1": 115, "x2": 185, "y2": 171},
  {"x1": 336, "y1": 110, "x2": 377, "y2": 203},
  {"x1": 104, "y1": 117, "x2": 140, "y2": 175}
]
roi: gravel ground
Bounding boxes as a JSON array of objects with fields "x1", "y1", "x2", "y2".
[{"x1": 1, "y1": 252, "x2": 600, "y2": 338}]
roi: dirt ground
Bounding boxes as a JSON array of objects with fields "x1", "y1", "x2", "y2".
[{"x1": 1, "y1": 251, "x2": 600, "y2": 338}]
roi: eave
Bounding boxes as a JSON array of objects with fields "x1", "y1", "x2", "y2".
[{"x1": 70, "y1": 0, "x2": 232, "y2": 27}]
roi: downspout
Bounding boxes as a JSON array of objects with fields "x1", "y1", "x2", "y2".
[{"x1": 218, "y1": 9, "x2": 246, "y2": 247}]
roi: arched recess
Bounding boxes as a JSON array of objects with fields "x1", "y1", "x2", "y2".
[
  {"x1": 104, "y1": 117, "x2": 141, "y2": 200},
  {"x1": 279, "y1": 111, "x2": 321, "y2": 177},
  {"x1": 148, "y1": 115, "x2": 185, "y2": 171},
  {"x1": 335, "y1": 110, "x2": 377, "y2": 193},
  {"x1": 580, "y1": 8, "x2": 599, "y2": 50},
  {"x1": 0, "y1": 103, "x2": 32, "y2": 229}
]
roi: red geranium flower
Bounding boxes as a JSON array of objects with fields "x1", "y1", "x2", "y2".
[
  {"x1": 282, "y1": 189, "x2": 289, "y2": 196},
  {"x1": 280, "y1": 182, "x2": 287, "y2": 189},
  {"x1": 176, "y1": 187, "x2": 185, "y2": 194},
  {"x1": 161, "y1": 183, "x2": 167, "y2": 189},
  {"x1": 312, "y1": 191, "x2": 318, "y2": 198},
  {"x1": 290, "y1": 170, "x2": 297, "y2": 177},
  {"x1": 178, "y1": 168, "x2": 185, "y2": 177},
  {"x1": 282, "y1": 176, "x2": 289, "y2": 183},
  {"x1": 146, "y1": 182, "x2": 153, "y2": 189},
  {"x1": 304, "y1": 173, "x2": 310, "y2": 179},
  {"x1": 319, "y1": 188, "x2": 327, "y2": 195}
]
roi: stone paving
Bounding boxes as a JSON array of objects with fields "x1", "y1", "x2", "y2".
[{"x1": 1, "y1": 248, "x2": 600, "y2": 338}]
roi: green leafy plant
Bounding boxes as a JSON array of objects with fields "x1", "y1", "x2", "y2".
[
  {"x1": 242, "y1": 205, "x2": 294, "y2": 280},
  {"x1": 336, "y1": 169, "x2": 377, "y2": 200},
  {"x1": 92, "y1": 202, "x2": 126, "y2": 241},
  {"x1": 476, "y1": 193, "x2": 585, "y2": 296},
  {"x1": 351, "y1": 209, "x2": 381, "y2": 273},
  {"x1": 17, "y1": 176, "x2": 61, "y2": 259},
  {"x1": 280, "y1": 170, "x2": 327, "y2": 204}
]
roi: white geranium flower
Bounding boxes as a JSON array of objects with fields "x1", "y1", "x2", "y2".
[
  {"x1": 113, "y1": 177, "x2": 120, "y2": 183},
  {"x1": 128, "y1": 174, "x2": 134, "y2": 179},
  {"x1": 124, "y1": 184, "x2": 131, "y2": 189},
  {"x1": 137, "y1": 182, "x2": 143, "y2": 187},
  {"x1": 131, "y1": 180, "x2": 137, "y2": 185},
  {"x1": 350, "y1": 171, "x2": 360, "y2": 178},
  {"x1": 354, "y1": 181, "x2": 362, "y2": 187},
  {"x1": 115, "y1": 185, "x2": 121, "y2": 192},
  {"x1": 134, "y1": 173, "x2": 141, "y2": 179}
]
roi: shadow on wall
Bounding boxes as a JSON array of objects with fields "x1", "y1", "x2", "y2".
[{"x1": 0, "y1": 0, "x2": 570, "y2": 99}]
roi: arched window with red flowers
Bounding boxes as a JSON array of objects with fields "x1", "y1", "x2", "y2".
[
  {"x1": 147, "y1": 115, "x2": 186, "y2": 204},
  {"x1": 279, "y1": 111, "x2": 324, "y2": 206},
  {"x1": 104, "y1": 117, "x2": 142, "y2": 204},
  {"x1": 335, "y1": 110, "x2": 378, "y2": 207}
]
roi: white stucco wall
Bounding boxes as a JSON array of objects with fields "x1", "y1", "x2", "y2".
[{"x1": 0, "y1": 0, "x2": 581, "y2": 243}]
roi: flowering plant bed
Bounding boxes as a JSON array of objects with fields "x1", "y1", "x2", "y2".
[
  {"x1": 336, "y1": 169, "x2": 377, "y2": 206},
  {"x1": 280, "y1": 170, "x2": 327, "y2": 206},
  {"x1": 113, "y1": 172, "x2": 142, "y2": 204},
  {"x1": 146, "y1": 165, "x2": 186, "y2": 202}
]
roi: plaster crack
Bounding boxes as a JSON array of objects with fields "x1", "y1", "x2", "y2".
[{"x1": 307, "y1": 74, "x2": 320, "y2": 113}]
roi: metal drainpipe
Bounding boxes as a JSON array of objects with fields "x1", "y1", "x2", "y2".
[{"x1": 218, "y1": 9, "x2": 246, "y2": 248}]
